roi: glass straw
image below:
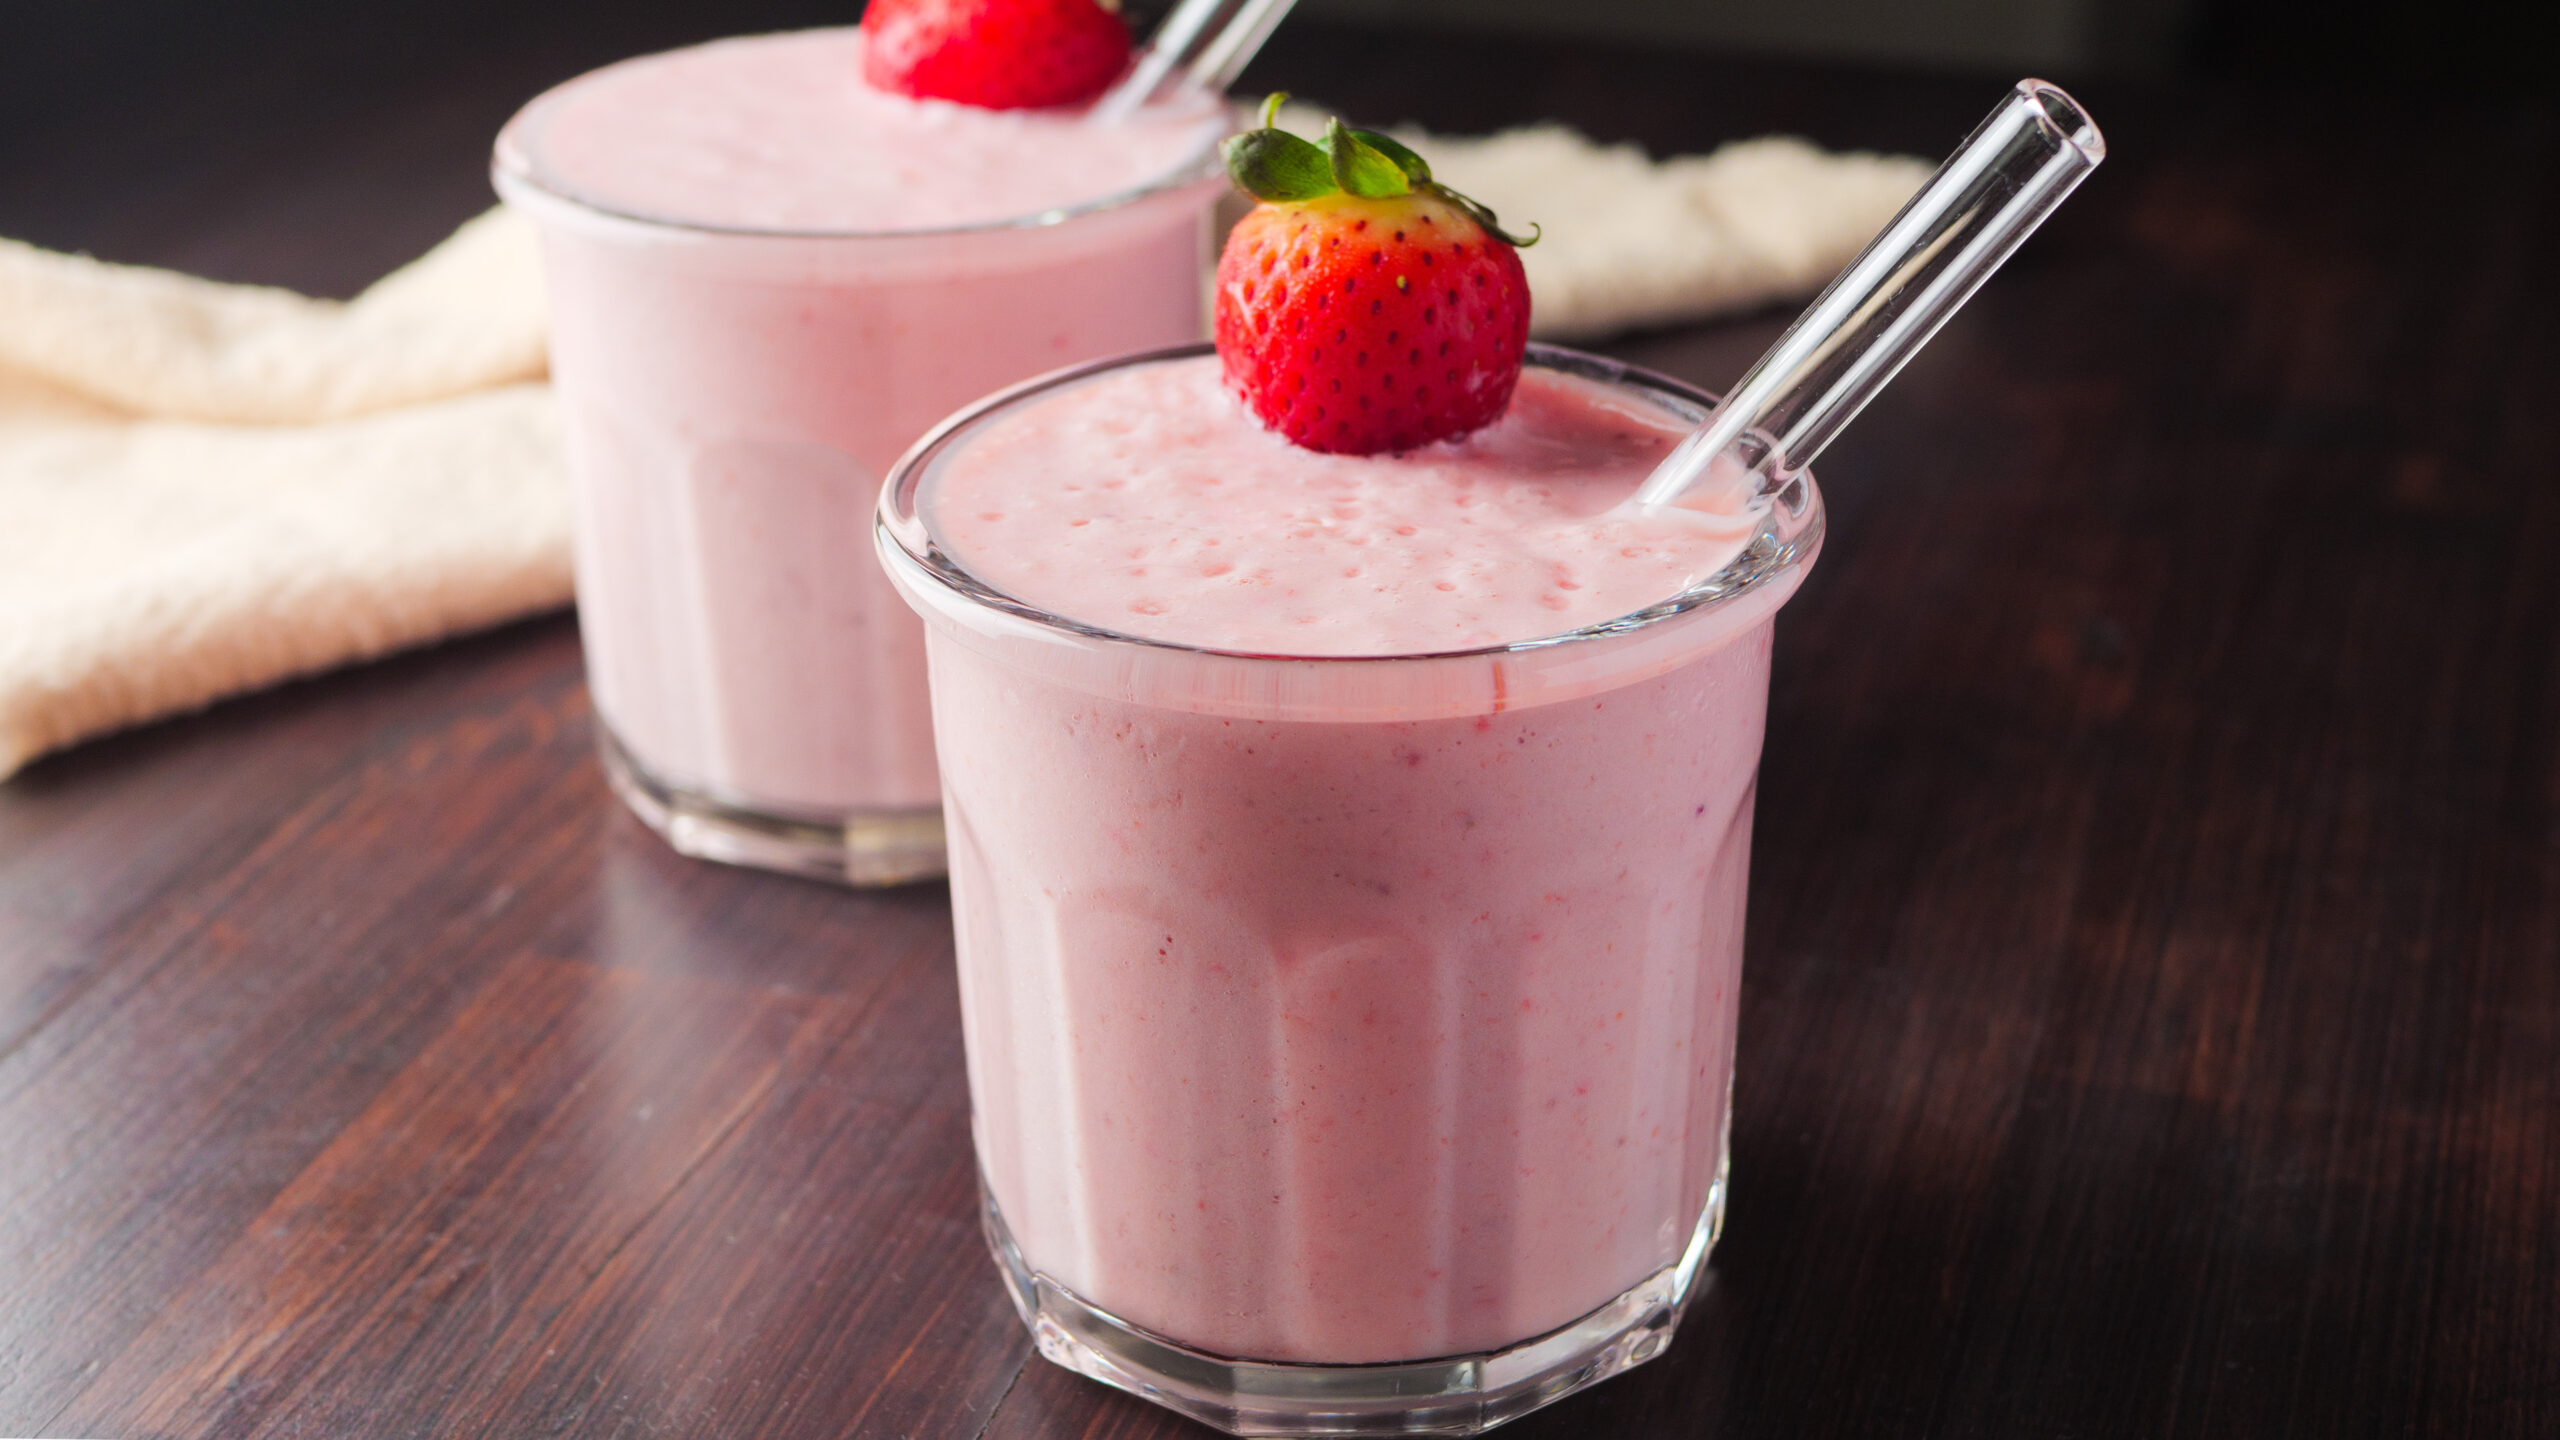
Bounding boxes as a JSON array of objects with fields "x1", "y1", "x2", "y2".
[
  {"x1": 1090, "y1": 0, "x2": 1304, "y2": 122},
  {"x1": 1632, "y1": 80, "x2": 2106, "y2": 510}
]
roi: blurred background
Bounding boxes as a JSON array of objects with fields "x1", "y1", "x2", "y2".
[
  {"x1": 1306, "y1": 0, "x2": 2548, "y2": 77},
  {"x1": 0, "y1": 0, "x2": 2549, "y2": 296}
]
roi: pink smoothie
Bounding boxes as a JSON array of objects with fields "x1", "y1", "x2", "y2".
[
  {"x1": 888, "y1": 353, "x2": 1816, "y2": 1365},
  {"x1": 495, "y1": 30, "x2": 1227, "y2": 830}
]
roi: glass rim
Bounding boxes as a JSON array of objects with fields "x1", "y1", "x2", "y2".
[
  {"x1": 876, "y1": 342, "x2": 1827, "y2": 668},
  {"x1": 490, "y1": 30, "x2": 1234, "y2": 243}
]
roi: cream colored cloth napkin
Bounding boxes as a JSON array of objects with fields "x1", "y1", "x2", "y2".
[
  {"x1": 0, "y1": 125, "x2": 1923, "y2": 780},
  {"x1": 0, "y1": 211, "x2": 567, "y2": 779}
]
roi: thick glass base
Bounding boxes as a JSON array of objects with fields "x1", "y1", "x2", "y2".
[
  {"x1": 596, "y1": 723, "x2": 946, "y2": 887},
  {"x1": 980, "y1": 1156, "x2": 1725, "y2": 1436}
]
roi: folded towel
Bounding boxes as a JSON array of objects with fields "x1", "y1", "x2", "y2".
[
  {"x1": 0, "y1": 208, "x2": 549, "y2": 424},
  {"x1": 0, "y1": 214, "x2": 568, "y2": 779},
  {"x1": 0, "y1": 125, "x2": 1923, "y2": 780}
]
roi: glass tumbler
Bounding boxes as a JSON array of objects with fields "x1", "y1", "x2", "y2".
[
  {"x1": 876, "y1": 345, "x2": 1824, "y2": 1433},
  {"x1": 494, "y1": 64, "x2": 1227, "y2": 885}
]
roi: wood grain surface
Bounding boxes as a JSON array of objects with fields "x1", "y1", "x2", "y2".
[{"x1": 4, "y1": 8, "x2": 2556, "y2": 1437}]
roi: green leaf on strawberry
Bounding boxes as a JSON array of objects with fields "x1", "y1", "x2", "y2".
[
  {"x1": 1225, "y1": 126, "x2": 1336, "y2": 202},
  {"x1": 1349, "y1": 129, "x2": 1433, "y2": 186},
  {"x1": 1326, "y1": 119, "x2": 1414, "y2": 198}
]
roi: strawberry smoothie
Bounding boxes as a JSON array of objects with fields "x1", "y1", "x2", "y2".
[
  {"x1": 493, "y1": 29, "x2": 1228, "y2": 882},
  {"x1": 879, "y1": 347, "x2": 1823, "y2": 1429}
]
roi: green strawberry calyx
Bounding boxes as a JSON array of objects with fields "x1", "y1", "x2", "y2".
[{"x1": 1221, "y1": 93, "x2": 1540, "y2": 248}]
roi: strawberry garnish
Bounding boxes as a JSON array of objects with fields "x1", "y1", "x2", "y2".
[
  {"x1": 861, "y1": 0, "x2": 1133, "y2": 111},
  {"x1": 1214, "y1": 96, "x2": 1537, "y2": 456}
]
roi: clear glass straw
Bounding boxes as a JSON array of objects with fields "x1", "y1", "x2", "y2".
[
  {"x1": 1089, "y1": 0, "x2": 1303, "y2": 122},
  {"x1": 1186, "y1": 0, "x2": 1299, "y2": 92},
  {"x1": 1631, "y1": 79, "x2": 2105, "y2": 510}
]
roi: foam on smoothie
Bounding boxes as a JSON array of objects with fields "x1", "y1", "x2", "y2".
[
  {"x1": 928, "y1": 356, "x2": 1758, "y2": 656},
  {"x1": 509, "y1": 29, "x2": 1225, "y2": 232}
]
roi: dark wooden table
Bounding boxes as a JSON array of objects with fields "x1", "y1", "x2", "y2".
[{"x1": 6, "y1": 9, "x2": 2557, "y2": 1437}]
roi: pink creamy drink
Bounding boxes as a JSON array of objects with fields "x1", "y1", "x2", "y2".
[
  {"x1": 493, "y1": 30, "x2": 1227, "y2": 882},
  {"x1": 879, "y1": 347, "x2": 1824, "y2": 1433}
]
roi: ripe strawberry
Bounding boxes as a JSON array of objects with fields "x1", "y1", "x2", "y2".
[
  {"x1": 1215, "y1": 98, "x2": 1537, "y2": 456},
  {"x1": 861, "y1": 0, "x2": 1132, "y2": 111}
]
